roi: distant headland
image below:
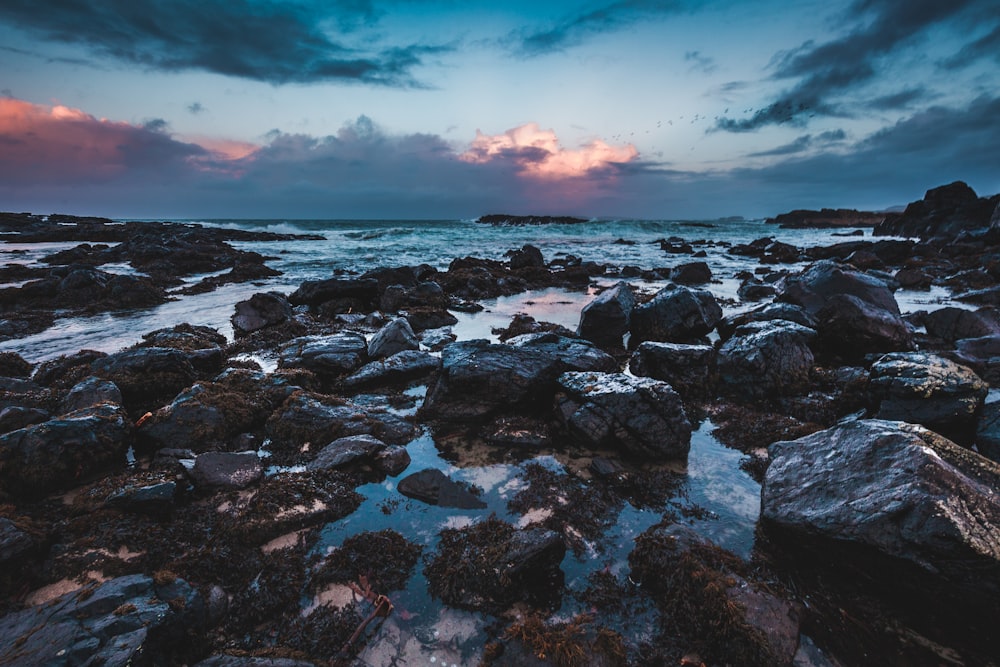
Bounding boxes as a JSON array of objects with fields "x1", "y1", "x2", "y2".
[{"x1": 475, "y1": 214, "x2": 590, "y2": 226}]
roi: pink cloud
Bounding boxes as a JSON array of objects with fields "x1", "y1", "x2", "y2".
[
  {"x1": 460, "y1": 122, "x2": 638, "y2": 179},
  {"x1": 0, "y1": 97, "x2": 207, "y2": 184}
]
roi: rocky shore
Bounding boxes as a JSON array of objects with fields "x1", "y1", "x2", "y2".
[{"x1": 2, "y1": 182, "x2": 1000, "y2": 666}]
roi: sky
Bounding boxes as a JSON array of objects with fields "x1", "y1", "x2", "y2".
[{"x1": 1, "y1": 0, "x2": 998, "y2": 220}]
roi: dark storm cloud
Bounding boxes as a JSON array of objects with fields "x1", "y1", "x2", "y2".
[
  {"x1": 0, "y1": 0, "x2": 448, "y2": 86},
  {"x1": 867, "y1": 88, "x2": 930, "y2": 111},
  {"x1": 508, "y1": 0, "x2": 689, "y2": 56},
  {"x1": 944, "y1": 22, "x2": 1000, "y2": 69},
  {"x1": 713, "y1": 0, "x2": 984, "y2": 132},
  {"x1": 746, "y1": 129, "x2": 846, "y2": 157}
]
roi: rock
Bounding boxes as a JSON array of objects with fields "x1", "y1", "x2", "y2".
[
  {"x1": 189, "y1": 451, "x2": 263, "y2": 490},
  {"x1": 278, "y1": 333, "x2": 369, "y2": 379},
  {"x1": 554, "y1": 371, "x2": 691, "y2": 460},
  {"x1": 630, "y1": 284, "x2": 723, "y2": 345},
  {"x1": 737, "y1": 278, "x2": 777, "y2": 301},
  {"x1": 420, "y1": 335, "x2": 615, "y2": 425},
  {"x1": 869, "y1": 352, "x2": 987, "y2": 443},
  {"x1": 670, "y1": 261, "x2": 712, "y2": 284},
  {"x1": 0, "y1": 574, "x2": 203, "y2": 666},
  {"x1": 288, "y1": 276, "x2": 379, "y2": 309},
  {"x1": 717, "y1": 320, "x2": 816, "y2": 398},
  {"x1": 342, "y1": 349, "x2": 440, "y2": 390},
  {"x1": 105, "y1": 481, "x2": 177, "y2": 515},
  {"x1": 0, "y1": 404, "x2": 130, "y2": 498},
  {"x1": 231, "y1": 291, "x2": 292, "y2": 336},
  {"x1": 419, "y1": 326, "x2": 456, "y2": 351},
  {"x1": 762, "y1": 419, "x2": 1000, "y2": 597},
  {"x1": 375, "y1": 445, "x2": 411, "y2": 476},
  {"x1": 195, "y1": 658, "x2": 315, "y2": 667},
  {"x1": 368, "y1": 317, "x2": 420, "y2": 359},
  {"x1": 380, "y1": 281, "x2": 448, "y2": 312},
  {"x1": 778, "y1": 260, "x2": 899, "y2": 316},
  {"x1": 923, "y1": 307, "x2": 1000, "y2": 343},
  {"x1": 577, "y1": 281, "x2": 635, "y2": 348},
  {"x1": 0, "y1": 351, "x2": 31, "y2": 378},
  {"x1": 718, "y1": 302, "x2": 817, "y2": 342},
  {"x1": 307, "y1": 434, "x2": 387, "y2": 470},
  {"x1": 629, "y1": 342, "x2": 716, "y2": 398},
  {"x1": 0, "y1": 517, "x2": 35, "y2": 564},
  {"x1": 873, "y1": 181, "x2": 999, "y2": 240},
  {"x1": 403, "y1": 307, "x2": 458, "y2": 332},
  {"x1": 954, "y1": 334, "x2": 1000, "y2": 384},
  {"x1": 0, "y1": 406, "x2": 49, "y2": 434},
  {"x1": 91, "y1": 347, "x2": 196, "y2": 412},
  {"x1": 425, "y1": 517, "x2": 565, "y2": 612},
  {"x1": 397, "y1": 468, "x2": 486, "y2": 509},
  {"x1": 493, "y1": 314, "x2": 574, "y2": 342},
  {"x1": 60, "y1": 375, "x2": 123, "y2": 413},
  {"x1": 976, "y1": 402, "x2": 1000, "y2": 463},
  {"x1": 815, "y1": 294, "x2": 913, "y2": 360},
  {"x1": 895, "y1": 267, "x2": 933, "y2": 289},
  {"x1": 507, "y1": 244, "x2": 545, "y2": 269}
]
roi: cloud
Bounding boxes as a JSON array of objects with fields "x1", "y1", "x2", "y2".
[
  {"x1": 684, "y1": 50, "x2": 715, "y2": 73},
  {"x1": 188, "y1": 102, "x2": 205, "y2": 115},
  {"x1": 507, "y1": 0, "x2": 689, "y2": 56},
  {"x1": 867, "y1": 88, "x2": 930, "y2": 111},
  {"x1": 0, "y1": 97, "x2": 206, "y2": 185},
  {"x1": 0, "y1": 0, "x2": 449, "y2": 86},
  {"x1": 713, "y1": 0, "x2": 987, "y2": 132},
  {"x1": 943, "y1": 22, "x2": 1000, "y2": 69},
  {"x1": 746, "y1": 129, "x2": 846, "y2": 157},
  {"x1": 459, "y1": 123, "x2": 639, "y2": 179}
]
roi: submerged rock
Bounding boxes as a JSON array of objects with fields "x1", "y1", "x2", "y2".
[
  {"x1": 554, "y1": 371, "x2": 691, "y2": 460},
  {"x1": 762, "y1": 419, "x2": 1000, "y2": 596}
]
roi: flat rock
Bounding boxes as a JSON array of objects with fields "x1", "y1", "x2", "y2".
[
  {"x1": 189, "y1": 451, "x2": 263, "y2": 490},
  {"x1": 398, "y1": 468, "x2": 486, "y2": 509},
  {"x1": 278, "y1": 332, "x2": 369, "y2": 378},
  {"x1": 342, "y1": 349, "x2": 440, "y2": 390}
]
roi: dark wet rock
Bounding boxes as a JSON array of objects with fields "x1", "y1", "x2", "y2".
[
  {"x1": 669, "y1": 261, "x2": 712, "y2": 284},
  {"x1": 307, "y1": 434, "x2": 386, "y2": 471},
  {"x1": 105, "y1": 480, "x2": 177, "y2": 515},
  {"x1": 0, "y1": 403, "x2": 130, "y2": 498},
  {"x1": 91, "y1": 346, "x2": 197, "y2": 413},
  {"x1": 278, "y1": 333, "x2": 369, "y2": 380},
  {"x1": 737, "y1": 278, "x2": 777, "y2": 301},
  {"x1": 493, "y1": 313, "x2": 574, "y2": 342},
  {"x1": 188, "y1": 451, "x2": 263, "y2": 490},
  {"x1": 288, "y1": 276, "x2": 379, "y2": 311},
  {"x1": 61, "y1": 375, "x2": 123, "y2": 413},
  {"x1": 0, "y1": 517, "x2": 35, "y2": 564},
  {"x1": 508, "y1": 244, "x2": 545, "y2": 269},
  {"x1": 768, "y1": 207, "x2": 884, "y2": 229},
  {"x1": 402, "y1": 307, "x2": 458, "y2": 331},
  {"x1": 477, "y1": 214, "x2": 588, "y2": 226},
  {"x1": 577, "y1": 281, "x2": 635, "y2": 348},
  {"x1": 266, "y1": 391, "x2": 415, "y2": 459},
  {"x1": 195, "y1": 658, "x2": 315, "y2": 667},
  {"x1": 895, "y1": 267, "x2": 933, "y2": 289},
  {"x1": 342, "y1": 349, "x2": 439, "y2": 390},
  {"x1": 874, "y1": 181, "x2": 1000, "y2": 240},
  {"x1": 923, "y1": 306, "x2": 1000, "y2": 343},
  {"x1": 717, "y1": 320, "x2": 816, "y2": 399},
  {"x1": 975, "y1": 402, "x2": 1000, "y2": 463},
  {"x1": 419, "y1": 327, "x2": 457, "y2": 351},
  {"x1": 954, "y1": 334, "x2": 1000, "y2": 384},
  {"x1": 30, "y1": 350, "x2": 108, "y2": 390},
  {"x1": 0, "y1": 573, "x2": 204, "y2": 666},
  {"x1": 367, "y1": 317, "x2": 419, "y2": 359},
  {"x1": 630, "y1": 284, "x2": 723, "y2": 345},
  {"x1": 380, "y1": 280, "x2": 448, "y2": 312},
  {"x1": 398, "y1": 468, "x2": 486, "y2": 509},
  {"x1": 629, "y1": 342, "x2": 715, "y2": 398},
  {"x1": 0, "y1": 406, "x2": 49, "y2": 434},
  {"x1": 375, "y1": 445, "x2": 411, "y2": 476},
  {"x1": 420, "y1": 335, "x2": 615, "y2": 425},
  {"x1": 778, "y1": 260, "x2": 900, "y2": 316},
  {"x1": 718, "y1": 302, "x2": 817, "y2": 342},
  {"x1": 231, "y1": 291, "x2": 293, "y2": 336},
  {"x1": 425, "y1": 517, "x2": 565, "y2": 612},
  {"x1": 869, "y1": 352, "x2": 987, "y2": 443},
  {"x1": 956, "y1": 285, "x2": 1000, "y2": 306},
  {"x1": 0, "y1": 352, "x2": 31, "y2": 378},
  {"x1": 762, "y1": 419, "x2": 1000, "y2": 597},
  {"x1": 814, "y1": 294, "x2": 913, "y2": 361},
  {"x1": 629, "y1": 524, "x2": 800, "y2": 666},
  {"x1": 554, "y1": 371, "x2": 692, "y2": 460}
]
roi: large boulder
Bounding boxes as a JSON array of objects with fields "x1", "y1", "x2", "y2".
[
  {"x1": 0, "y1": 574, "x2": 203, "y2": 666},
  {"x1": 869, "y1": 352, "x2": 987, "y2": 443},
  {"x1": 380, "y1": 280, "x2": 448, "y2": 312},
  {"x1": 288, "y1": 276, "x2": 379, "y2": 310},
  {"x1": 778, "y1": 260, "x2": 899, "y2": 316},
  {"x1": 90, "y1": 347, "x2": 196, "y2": 412},
  {"x1": 629, "y1": 341, "x2": 716, "y2": 398},
  {"x1": 815, "y1": 294, "x2": 913, "y2": 360},
  {"x1": 420, "y1": 334, "x2": 615, "y2": 425},
  {"x1": 923, "y1": 306, "x2": 1000, "y2": 343},
  {"x1": 630, "y1": 284, "x2": 723, "y2": 345},
  {"x1": 718, "y1": 320, "x2": 816, "y2": 398},
  {"x1": 718, "y1": 302, "x2": 817, "y2": 342},
  {"x1": 0, "y1": 404, "x2": 130, "y2": 498},
  {"x1": 554, "y1": 371, "x2": 691, "y2": 460},
  {"x1": 954, "y1": 333, "x2": 1000, "y2": 384},
  {"x1": 669, "y1": 261, "x2": 712, "y2": 285},
  {"x1": 762, "y1": 419, "x2": 1000, "y2": 596},
  {"x1": 576, "y1": 281, "x2": 635, "y2": 348},
  {"x1": 231, "y1": 291, "x2": 292, "y2": 336},
  {"x1": 278, "y1": 333, "x2": 368, "y2": 379},
  {"x1": 367, "y1": 317, "x2": 419, "y2": 359},
  {"x1": 60, "y1": 376, "x2": 123, "y2": 414},
  {"x1": 873, "y1": 181, "x2": 1000, "y2": 240}
]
